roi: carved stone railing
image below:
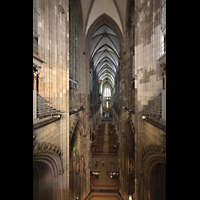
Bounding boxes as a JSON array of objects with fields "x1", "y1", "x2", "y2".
[
  {"x1": 33, "y1": 115, "x2": 61, "y2": 130},
  {"x1": 37, "y1": 92, "x2": 64, "y2": 119},
  {"x1": 69, "y1": 106, "x2": 85, "y2": 115},
  {"x1": 141, "y1": 94, "x2": 162, "y2": 119}
]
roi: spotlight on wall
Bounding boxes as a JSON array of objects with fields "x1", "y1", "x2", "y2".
[{"x1": 54, "y1": 115, "x2": 61, "y2": 118}]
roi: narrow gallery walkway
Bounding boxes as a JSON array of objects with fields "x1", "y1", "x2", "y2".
[{"x1": 86, "y1": 117, "x2": 122, "y2": 200}]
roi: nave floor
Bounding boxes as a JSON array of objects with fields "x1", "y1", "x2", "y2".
[{"x1": 86, "y1": 118, "x2": 122, "y2": 200}]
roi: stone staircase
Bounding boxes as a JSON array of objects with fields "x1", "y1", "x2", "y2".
[
  {"x1": 37, "y1": 93, "x2": 62, "y2": 119},
  {"x1": 142, "y1": 93, "x2": 162, "y2": 119}
]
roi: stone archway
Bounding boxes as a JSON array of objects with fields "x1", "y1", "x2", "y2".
[
  {"x1": 85, "y1": 13, "x2": 124, "y2": 98},
  {"x1": 84, "y1": 12, "x2": 125, "y2": 199},
  {"x1": 150, "y1": 162, "x2": 166, "y2": 200},
  {"x1": 33, "y1": 142, "x2": 64, "y2": 200},
  {"x1": 69, "y1": 119, "x2": 86, "y2": 200},
  {"x1": 85, "y1": 12, "x2": 124, "y2": 140},
  {"x1": 85, "y1": 13, "x2": 124, "y2": 46},
  {"x1": 142, "y1": 149, "x2": 166, "y2": 200},
  {"x1": 33, "y1": 161, "x2": 54, "y2": 200}
]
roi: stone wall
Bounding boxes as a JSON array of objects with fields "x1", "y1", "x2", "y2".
[
  {"x1": 117, "y1": 1, "x2": 135, "y2": 198},
  {"x1": 33, "y1": 0, "x2": 70, "y2": 199},
  {"x1": 135, "y1": 0, "x2": 163, "y2": 111},
  {"x1": 33, "y1": 1, "x2": 166, "y2": 199},
  {"x1": 119, "y1": 111, "x2": 135, "y2": 200},
  {"x1": 134, "y1": 1, "x2": 166, "y2": 199},
  {"x1": 68, "y1": 0, "x2": 91, "y2": 198},
  {"x1": 34, "y1": 119, "x2": 61, "y2": 145}
]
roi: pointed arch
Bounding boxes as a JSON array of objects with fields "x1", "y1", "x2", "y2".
[
  {"x1": 142, "y1": 149, "x2": 166, "y2": 200},
  {"x1": 85, "y1": 13, "x2": 123, "y2": 116},
  {"x1": 33, "y1": 149, "x2": 64, "y2": 177},
  {"x1": 85, "y1": 13, "x2": 124, "y2": 51}
]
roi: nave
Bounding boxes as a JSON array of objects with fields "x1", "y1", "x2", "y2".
[
  {"x1": 33, "y1": 0, "x2": 166, "y2": 199},
  {"x1": 86, "y1": 116, "x2": 123, "y2": 200}
]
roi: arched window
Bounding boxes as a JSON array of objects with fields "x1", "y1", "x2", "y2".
[{"x1": 103, "y1": 88, "x2": 111, "y2": 97}]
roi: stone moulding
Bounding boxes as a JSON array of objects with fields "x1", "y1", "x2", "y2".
[
  {"x1": 140, "y1": 145, "x2": 166, "y2": 200},
  {"x1": 143, "y1": 117, "x2": 166, "y2": 132},
  {"x1": 33, "y1": 142, "x2": 64, "y2": 176},
  {"x1": 33, "y1": 116, "x2": 61, "y2": 130},
  {"x1": 141, "y1": 144, "x2": 166, "y2": 159}
]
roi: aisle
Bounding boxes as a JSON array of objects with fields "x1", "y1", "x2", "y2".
[
  {"x1": 90, "y1": 154, "x2": 119, "y2": 190},
  {"x1": 87, "y1": 119, "x2": 122, "y2": 200},
  {"x1": 103, "y1": 123, "x2": 109, "y2": 153}
]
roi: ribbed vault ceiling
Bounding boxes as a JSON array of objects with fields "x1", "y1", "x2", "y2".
[{"x1": 90, "y1": 24, "x2": 119, "y2": 88}]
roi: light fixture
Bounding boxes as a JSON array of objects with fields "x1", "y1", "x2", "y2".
[
  {"x1": 54, "y1": 115, "x2": 61, "y2": 118},
  {"x1": 142, "y1": 116, "x2": 146, "y2": 119}
]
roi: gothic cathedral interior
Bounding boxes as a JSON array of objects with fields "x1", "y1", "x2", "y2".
[{"x1": 33, "y1": 0, "x2": 166, "y2": 199}]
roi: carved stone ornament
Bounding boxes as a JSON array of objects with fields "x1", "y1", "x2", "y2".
[
  {"x1": 141, "y1": 144, "x2": 166, "y2": 158},
  {"x1": 34, "y1": 142, "x2": 62, "y2": 154},
  {"x1": 58, "y1": 5, "x2": 65, "y2": 14}
]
